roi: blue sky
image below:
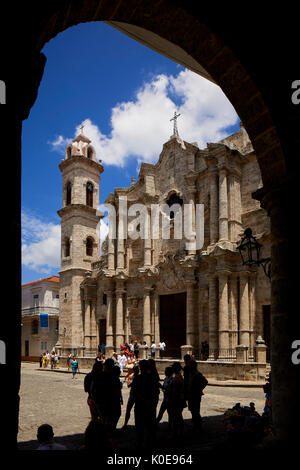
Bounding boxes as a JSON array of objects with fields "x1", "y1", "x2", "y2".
[{"x1": 21, "y1": 21, "x2": 240, "y2": 284}]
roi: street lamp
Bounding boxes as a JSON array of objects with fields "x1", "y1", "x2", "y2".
[{"x1": 237, "y1": 228, "x2": 271, "y2": 279}]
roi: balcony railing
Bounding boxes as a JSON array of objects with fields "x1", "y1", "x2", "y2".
[{"x1": 22, "y1": 306, "x2": 59, "y2": 318}]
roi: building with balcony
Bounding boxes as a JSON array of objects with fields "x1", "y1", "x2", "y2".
[{"x1": 21, "y1": 276, "x2": 60, "y2": 359}]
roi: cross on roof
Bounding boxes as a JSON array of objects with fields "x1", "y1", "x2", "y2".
[{"x1": 170, "y1": 111, "x2": 181, "y2": 136}]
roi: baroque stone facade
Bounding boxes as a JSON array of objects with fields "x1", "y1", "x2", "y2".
[{"x1": 57, "y1": 124, "x2": 271, "y2": 360}]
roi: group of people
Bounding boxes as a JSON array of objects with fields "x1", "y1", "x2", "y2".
[
  {"x1": 40, "y1": 351, "x2": 60, "y2": 369},
  {"x1": 98, "y1": 340, "x2": 167, "y2": 361},
  {"x1": 83, "y1": 353, "x2": 208, "y2": 451}
]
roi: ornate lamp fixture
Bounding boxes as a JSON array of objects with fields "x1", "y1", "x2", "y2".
[{"x1": 237, "y1": 228, "x2": 271, "y2": 279}]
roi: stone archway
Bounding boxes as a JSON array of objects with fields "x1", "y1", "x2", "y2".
[{"x1": 2, "y1": 0, "x2": 298, "y2": 449}]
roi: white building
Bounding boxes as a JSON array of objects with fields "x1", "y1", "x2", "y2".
[{"x1": 21, "y1": 276, "x2": 60, "y2": 359}]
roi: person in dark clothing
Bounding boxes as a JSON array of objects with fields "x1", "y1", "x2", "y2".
[
  {"x1": 131, "y1": 359, "x2": 160, "y2": 450},
  {"x1": 122, "y1": 365, "x2": 139, "y2": 429},
  {"x1": 168, "y1": 362, "x2": 186, "y2": 442},
  {"x1": 92, "y1": 358, "x2": 123, "y2": 433},
  {"x1": 156, "y1": 366, "x2": 173, "y2": 427},
  {"x1": 39, "y1": 353, "x2": 43, "y2": 368},
  {"x1": 187, "y1": 360, "x2": 208, "y2": 431},
  {"x1": 133, "y1": 341, "x2": 140, "y2": 360},
  {"x1": 84, "y1": 361, "x2": 103, "y2": 420},
  {"x1": 183, "y1": 354, "x2": 192, "y2": 401}
]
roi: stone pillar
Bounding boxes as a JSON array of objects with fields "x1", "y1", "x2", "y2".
[
  {"x1": 218, "y1": 271, "x2": 230, "y2": 358},
  {"x1": 239, "y1": 272, "x2": 250, "y2": 347},
  {"x1": 84, "y1": 298, "x2": 91, "y2": 351},
  {"x1": 218, "y1": 168, "x2": 228, "y2": 241},
  {"x1": 144, "y1": 206, "x2": 152, "y2": 266},
  {"x1": 209, "y1": 170, "x2": 218, "y2": 244},
  {"x1": 90, "y1": 301, "x2": 97, "y2": 351},
  {"x1": 105, "y1": 290, "x2": 114, "y2": 356},
  {"x1": 249, "y1": 273, "x2": 257, "y2": 359},
  {"x1": 208, "y1": 275, "x2": 218, "y2": 360},
  {"x1": 115, "y1": 282, "x2": 125, "y2": 351},
  {"x1": 143, "y1": 286, "x2": 152, "y2": 346},
  {"x1": 154, "y1": 292, "x2": 160, "y2": 358},
  {"x1": 254, "y1": 182, "x2": 299, "y2": 443},
  {"x1": 117, "y1": 203, "x2": 125, "y2": 270},
  {"x1": 186, "y1": 281, "x2": 196, "y2": 347},
  {"x1": 108, "y1": 237, "x2": 115, "y2": 271},
  {"x1": 235, "y1": 344, "x2": 248, "y2": 362},
  {"x1": 254, "y1": 336, "x2": 267, "y2": 363},
  {"x1": 229, "y1": 275, "x2": 239, "y2": 350},
  {"x1": 198, "y1": 287, "x2": 205, "y2": 352},
  {"x1": 186, "y1": 188, "x2": 197, "y2": 255}
]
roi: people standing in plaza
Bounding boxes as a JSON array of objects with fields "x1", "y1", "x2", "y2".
[
  {"x1": 187, "y1": 360, "x2": 208, "y2": 432},
  {"x1": 71, "y1": 356, "x2": 79, "y2": 379},
  {"x1": 101, "y1": 343, "x2": 106, "y2": 355},
  {"x1": 150, "y1": 341, "x2": 156, "y2": 358},
  {"x1": 168, "y1": 362, "x2": 186, "y2": 442},
  {"x1": 46, "y1": 351, "x2": 50, "y2": 367},
  {"x1": 50, "y1": 352, "x2": 55, "y2": 369},
  {"x1": 142, "y1": 341, "x2": 149, "y2": 359},
  {"x1": 93, "y1": 358, "x2": 123, "y2": 433},
  {"x1": 159, "y1": 341, "x2": 166, "y2": 358},
  {"x1": 39, "y1": 353, "x2": 43, "y2": 368},
  {"x1": 131, "y1": 359, "x2": 160, "y2": 451},
  {"x1": 133, "y1": 341, "x2": 140, "y2": 360},
  {"x1": 156, "y1": 366, "x2": 173, "y2": 427},
  {"x1": 54, "y1": 352, "x2": 59, "y2": 368},
  {"x1": 67, "y1": 352, "x2": 72, "y2": 371},
  {"x1": 42, "y1": 352, "x2": 47, "y2": 368},
  {"x1": 117, "y1": 351, "x2": 127, "y2": 375},
  {"x1": 183, "y1": 353, "x2": 192, "y2": 402},
  {"x1": 122, "y1": 365, "x2": 139, "y2": 430},
  {"x1": 84, "y1": 361, "x2": 103, "y2": 420}
]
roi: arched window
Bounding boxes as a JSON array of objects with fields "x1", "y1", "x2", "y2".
[
  {"x1": 65, "y1": 238, "x2": 70, "y2": 257},
  {"x1": 86, "y1": 237, "x2": 93, "y2": 256},
  {"x1": 86, "y1": 182, "x2": 94, "y2": 207},
  {"x1": 31, "y1": 319, "x2": 39, "y2": 335},
  {"x1": 166, "y1": 193, "x2": 183, "y2": 219},
  {"x1": 66, "y1": 182, "x2": 72, "y2": 205}
]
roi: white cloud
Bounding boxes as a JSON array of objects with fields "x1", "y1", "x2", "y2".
[
  {"x1": 22, "y1": 211, "x2": 61, "y2": 274},
  {"x1": 49, "y1": 69, "x2": 239, "y2": 167},
  {"x1": 48, "y1": 135, "x2": 72, "y2": 155}
]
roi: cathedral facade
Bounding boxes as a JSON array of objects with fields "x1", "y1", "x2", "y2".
[{"x1": 57, "y1": 124, "x2": 271, "y2": 361}]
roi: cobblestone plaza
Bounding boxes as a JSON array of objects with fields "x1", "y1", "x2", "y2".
[{"x1": 18, "y1": 363, "x2": 266, "y2": 451}]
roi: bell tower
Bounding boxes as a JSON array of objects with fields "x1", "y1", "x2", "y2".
[{"x1": 57, "y1": 131, "x2": 104, "y2": 356}]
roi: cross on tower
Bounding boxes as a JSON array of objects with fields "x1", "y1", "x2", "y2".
[{"x1": 170, "y1": 111, "x2": 181, "y2": 136}]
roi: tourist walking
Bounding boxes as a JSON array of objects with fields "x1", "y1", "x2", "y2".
[
  {"x1": 156, "y1": 366, "x2": 173, "y2": 427},
  {"x1": 71, "y1": 356, "x2": 79, "y2": 379},
  {"x1": 46, "y1": 351, "x2": 50, "y2": 367},
  {"x1": 50, "y1": 352, "x2": 55, "y2": 369},
  {"x1": 187, "y1": 360, "x2": 208, "y2": 432},
  {"x1": 131, "y1": 359, "x2": 160, "y2": 450},
  {"x1": 159, "y1": 341, "x2": 166, "y2": 358},
  {"x1": 122, "y1": 365, "x2": 139, "y2": 429},
  {"x1": 168, "y1": 362, "x2": 186, "y2": 441},
  {"x1": 42, "y1": 352, "x2": 47, "y2": 368},
  {"x1": 39, "y1": 353, "x2": 43, "y2": 368},
  {"x1": 117, "y1": 351, "x2": 127, "y2": 375}
]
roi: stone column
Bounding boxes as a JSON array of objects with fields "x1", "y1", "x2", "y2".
[
  {"x1": 154, "y1": 291, "x2": 160, "y2": 358},
  {"x1": 143, "y1": 286, "x2": 152, "y2": 346},
  {"x1": 228, "y1": 174, "x2": 235, "y2": 241},
  {"x1": 105, "y1": 290, "x2": 114, "y2": 356},
  {"x1": 115, "y1": 282, "x2": 125, "y2": 351},
  {"x1": 108, "y1": 237, "x2": 115, "y2": 271},
  {"x1": 84, "y1": 298, "x2": 91, "y2": 351},
  {"x1": 249, "y1": 273, "x2": 257, "y2": 359},
  {"x1": 218, "y1": 272, "x2": 230, "y2": 358},
  {"x1": 185, "y1": 280, "x2": 196, "y2": 348},
  {"x1": 198, "y1": 287, "x2": 205, "y2": 352},
  {"x1": 186, "y1": 188, "x2": 197, "y2": 255},
  {"x1": 144, "y1": 207, "x2": 152, "y2": 266},
  {"x1": 229, "y1": 274, "x2": 239, "y2": 350},
  {"x1": 239, "y1": 272, "x2": 250, "y2": 347},
  {"x1": 218, "y1": 167, "x2": 228, "y2": 241},
  {"x1": 208, "y1": 275, "x2": 218, "y2": 360},
  {"x1": 209, "y1": 170, "x2": 218, "y2": 244},
  {"x1": 117, "y1": 202, "x2": 125, "y2": 270},
  {"x1": 90, "y1": 301, "x2": 97, "y2": 351}
]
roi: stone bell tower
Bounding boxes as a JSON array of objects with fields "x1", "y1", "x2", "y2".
[{"x1": 56, "y1": 130, "x2": 104, "y2": 356}]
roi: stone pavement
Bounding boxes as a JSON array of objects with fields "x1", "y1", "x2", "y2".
[{"x1": 18, "y1": 363, "x2": 266, "y2": 453}]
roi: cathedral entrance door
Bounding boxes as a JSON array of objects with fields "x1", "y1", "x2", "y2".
[
  {"x1": 99, "y1": 319, "x2": 106, "y2": 347},
  {"x1": 159, "y1": 292, "x2": 186, "y2": 358}
]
